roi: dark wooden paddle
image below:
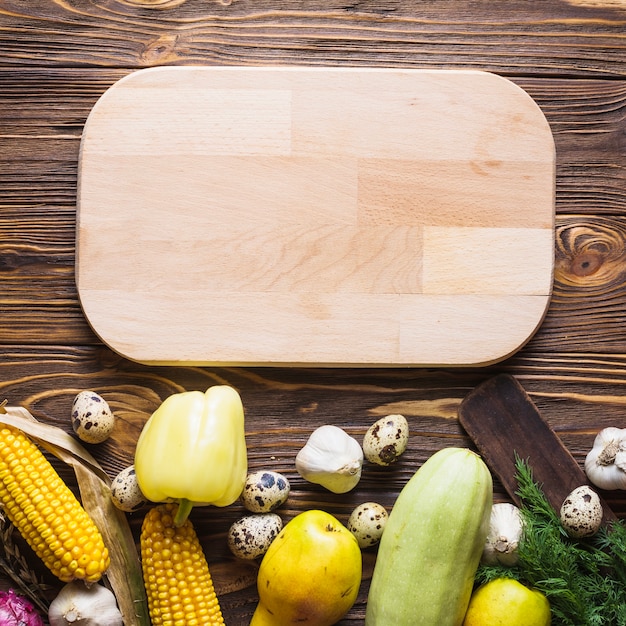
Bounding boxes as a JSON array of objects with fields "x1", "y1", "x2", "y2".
[{"x1": 458, "y1": 373, "x2": 616, "y2": 524}]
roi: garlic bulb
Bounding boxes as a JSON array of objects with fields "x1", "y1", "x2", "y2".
[
  {"x1": 48, "y1": 581, "x2": 123, "y2": 626},
  {"x1": 584, "y1": 427, "x2": 626, "y2": 490},
  {"x1": 481, "y1": 502, "x2": 524, "y2": 566},
  {"x1": 295, "y1": 425, "x2": 363, "y2": 494}
]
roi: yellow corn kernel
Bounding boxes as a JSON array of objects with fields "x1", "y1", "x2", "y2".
[
  {"x1": 141, "y1": 503, "x2": 224, "y2": 626},
  {"x1": 0, "y1": 424, "x2": 110, "y2": 583}
]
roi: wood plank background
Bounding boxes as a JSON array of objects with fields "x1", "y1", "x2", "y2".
[{"x1": 1, "y1": 0, "x2": 625, "y2": 623}]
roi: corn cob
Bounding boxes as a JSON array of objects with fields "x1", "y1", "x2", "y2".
[
  {"x1": 141, "y1": 503, "x2": 225, "y2": 626},
  {"x1": 0, "y1": 424, "x2": 110, "y2": 583}
]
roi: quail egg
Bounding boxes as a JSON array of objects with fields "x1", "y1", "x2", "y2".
[
  {"x1": 347, "y1": 502, "x2": 388, "y2": 548},
  {"x1": 71, "y1": 390, "x2": 115, "y2": 444},
  {"x1": 110, "y1": 465, "x2": 148, "y2": 513},
  {"x1": 227, "y1": 513, "x2": 283, "y2": 560},
  {"x1": 363, "y1": 414, "x2": 409, "y2": 466},
  {"x1": 560, "y1": 485, "x2": 603, "y2": 538},
  {"x1": 240, "y1": 470, "x2": 290, "y2": 513}
]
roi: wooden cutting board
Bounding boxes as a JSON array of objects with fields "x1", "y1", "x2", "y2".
[{"x1": 76, "y1": 67, "x2": 555, "y2": 366}]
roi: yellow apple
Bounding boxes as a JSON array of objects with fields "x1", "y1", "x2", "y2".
[
  {"x1": 463, "y1": 578, "x2": 551, "y2": 625},
  {"x1": 250, "y1": 509, "x2": 362, "y2": 626}
]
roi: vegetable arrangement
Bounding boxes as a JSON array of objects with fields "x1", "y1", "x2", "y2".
[
  {"x1": 0, "y1": 390, "x2": 408, "y2": 625},
  {"x1": 477, "y1": 457, "x2": 626, "y2": 626},
  {"x1": 3, "y1": 378, "x2": 626, "y2": 626},
  {"x1": 0, "y1": 399, "x2": 148, "y2": 625}
]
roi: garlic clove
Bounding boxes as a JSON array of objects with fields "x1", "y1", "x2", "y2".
[
  {"x1": 615, "y1": 449, "x2": 626, "y2": 473},
  {"x1": 295, "y1": 425, "x2": 363, "y2": 494}
]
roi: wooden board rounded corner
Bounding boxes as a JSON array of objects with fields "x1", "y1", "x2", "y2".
[{"x1": 76, "y1": 66, "x2": 556, "y2": 367}]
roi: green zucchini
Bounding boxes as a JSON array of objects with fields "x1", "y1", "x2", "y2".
[{"x1": 365, "y1": 447, "x2": 492, "y2": 626}]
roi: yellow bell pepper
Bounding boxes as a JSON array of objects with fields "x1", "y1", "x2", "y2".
[{"x1": 134, "y1": 385, "x2": 247, "y2": 526}]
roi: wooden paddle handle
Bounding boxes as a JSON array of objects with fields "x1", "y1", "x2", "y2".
[{"x1": 458, "y1": 374, "x2": 616, "y2": 524}]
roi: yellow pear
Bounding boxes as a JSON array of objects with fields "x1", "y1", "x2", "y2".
[{"x1": 251, "y1": 509, "x2": 362, "y2": 626}]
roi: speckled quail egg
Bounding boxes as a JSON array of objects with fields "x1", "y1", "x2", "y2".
[
  {"x1": 227, "y1": 513, "x2": 283, "y2": 560},
  {"x1": 71, "y1": 390, "x2": 115, "y2": 444},
  {"x1": 347, "y1": 502, "x2": 388, "y2": 548},
  {"x1": 363, "y1": 414, "x2": 409, "y2": 466},
  {"x1": 110, "y1": 465, "x2": 148, "y2": 513},
  {"x1": 240, "y1": 470, "x2": 291, "y2": 513},
  {"x1": 560, "y1": 485, "x2": 603, "y2": 538}
]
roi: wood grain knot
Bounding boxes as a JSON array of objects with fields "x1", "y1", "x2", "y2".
[
  {"x1": 0, "y1": 246, "x2": 50, "y2": 272},
  {"x1": 570, "y1": 251, "x2": 604, "y2": 277},
  {"x1": 555, "y1": 220, "x2": 626, "y2": 288},
  {"x1": 140, "y1": 33, "x2": 182, "y2": 64},
  {"x1": 116, "y1": 0, "x2": 187, "y2": 8}
]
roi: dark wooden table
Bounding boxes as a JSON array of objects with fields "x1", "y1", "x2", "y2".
[{"x1": 1, "y1": 1, "x2": 625, "y2": 623}]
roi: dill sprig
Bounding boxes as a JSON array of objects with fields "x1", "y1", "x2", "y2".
[{"x1": 476, "y1": 456, "x2": 626, "y2": 626}]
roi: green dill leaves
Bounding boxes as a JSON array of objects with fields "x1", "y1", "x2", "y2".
[{"x1": 476, "y1": 457, "x2": 626, "y2": 626}]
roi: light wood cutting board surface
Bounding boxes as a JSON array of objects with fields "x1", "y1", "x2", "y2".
[{"x1": 76, "y1": 66, "x2": 555, "y2": 367}]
